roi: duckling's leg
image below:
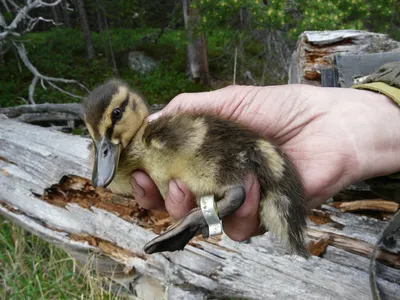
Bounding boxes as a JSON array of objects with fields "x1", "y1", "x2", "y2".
[{"x1": 143, "y1": 186, "x2": 245, "y2": 254}]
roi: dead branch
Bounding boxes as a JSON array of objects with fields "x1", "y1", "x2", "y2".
[
  {"x1": 331, "y1": 200, "x2": 399, "y2": 213},
  {"x1": 16, "y1": 112, "x2": 80, "y2": 123},
  {"x1": 24, "y1": 16, "x2": 62, "y2": 34},
  {"x1": 0, "y1": 0, "x2": 63, "y2": 41},
  {"x1": 0, "y1": 1, "x2": 88, "y2": 104},
  {"x1": 0, "y1": 102, "x2": 165, "y2": 124},
  {"x1": 0, "y1": 103, "x2": 83, "y2": 118},
  {"x1": 15, "y1": 43, "x2": 89, "y2": 104}
]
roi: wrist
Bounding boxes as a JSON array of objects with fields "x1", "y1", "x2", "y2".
[{"x1": 335, "y1": 88, "x2": 400, "y2": 182}]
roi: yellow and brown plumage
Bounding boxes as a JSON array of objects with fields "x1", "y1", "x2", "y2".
[{"x1": 82, "y1": 79, "x2": 310, "y2": 257}]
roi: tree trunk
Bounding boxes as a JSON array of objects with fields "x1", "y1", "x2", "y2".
[
  {"x1": 75, "y1": 0, "x2": 95, "y2": 61},
  {"x1": 1, "y1": 115, "x2": 400, "y2": 299},
  {"x1": 182, "y1": 0, "x2": 209, "y2": 85},
  {"x1": 51, "y1": 6, "x2": 60, "y2": 24},
  {"x1": 61, "y1": 2, "x2": 71, "y2": 28},
  {"x1": 95, "y1": 6, "x2": 103, "y2": 32},
  {"x1": 0, "y1": 42, "x2": 4, "y2": 65}
]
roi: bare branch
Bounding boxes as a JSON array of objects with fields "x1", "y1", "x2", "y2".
[
  {"x1": 15, "y1": 43, "x2": 89, "y2": 104},
  {"x1": 18, "y1": 97, "x2": 28, "y2": 104},
  {"x1": 0, "y1": 103, "x2": 83, "y2": 118},
  {"x1": 1, "y1": 0, "x2": 12, "y2": 13},
  {"x1": 0, "y1": 11, "x2": 6, "y2": 27},
  {"x1": 24, "y1": 16, "x2": 62, "y2": 33},
  {"x1": 64, "y1": 1, "x2": 73, "y2": 11},
  {"x1": 40, "y1": 78, "x2": 47, "y2": 90},
  {"x1": 37, "y1": 0, "x2": 63, "y2": 7},
  {"x1": 5, "y1": 0, "x2": 21, "y2": 11},
  {"x1": 47, "y1": 81, "x2": 85, "y2": 99},
  {"x1": 0, "y1": 102, "x2": 165, "y2": 120},
  {"x1": 0, "y1": 0, "x2": 63, "y2": 41},
  {"x1": 0, "y1": 1, "x2": 85, "y2": 104},
  {"x1": 28, "y1": 76, "x2": 38, "y2": 104}
]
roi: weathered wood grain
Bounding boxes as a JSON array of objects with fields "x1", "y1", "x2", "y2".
[
  {"x1": 0, "y1": 103, "x2": 166, "y2": 124},
  {"x1": 1, "y1": 118, "x2": 399, "y2": 299},
  {"x1": 288, "y1": 30, "x2": 400, "y2": 86}
]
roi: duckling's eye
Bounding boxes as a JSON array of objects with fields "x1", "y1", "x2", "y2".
[{"x1": 112, "y1": 108, "x2": 122, "y2": 121}]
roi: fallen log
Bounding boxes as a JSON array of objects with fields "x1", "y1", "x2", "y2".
[
  {"x1": 0, "y1": 103, "x2": 84, "y2": 118},
  {"x1": 0, "y1": 103, "x2": 166, "y2": 125},
  {"x1": 1, "y1": 117, "x2": 400, "y2": 299},
  {"x1": 288, "y1": 30, "x2": 400, "y2": 86}
]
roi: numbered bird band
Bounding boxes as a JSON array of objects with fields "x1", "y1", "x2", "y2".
[{"x1": 200, "y1": 195, "x2": 222, "y2": 236}]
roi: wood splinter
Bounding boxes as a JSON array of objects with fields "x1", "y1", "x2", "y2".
[{"x1": 331, "y1": 200, "x2": 399, "y2": 213}]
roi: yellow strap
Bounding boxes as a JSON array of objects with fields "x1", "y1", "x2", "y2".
[{"x1": 353, "y1": 82, "x2": 400, "y2": 106}]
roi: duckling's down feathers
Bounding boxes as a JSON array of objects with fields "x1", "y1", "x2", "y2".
[{"x1": 119, "y1": 113, "x2": 309, "y2": 256}]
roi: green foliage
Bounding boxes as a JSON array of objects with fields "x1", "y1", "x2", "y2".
[
  {"x1": 0, "y1": 217, "x2": 119, "y2": 299},
  {"x1": 285, "y1": 0, "x2": 397, "y2": 38},
  {"x1": 192, "y1": 0, "x2": 398, "y2": 39},
  {"x1": 193, "y1": 0, "x2": 286, "y2": 31},
  {"x1": 0, "y1": 28, "x2": 208, "y2": 107}
]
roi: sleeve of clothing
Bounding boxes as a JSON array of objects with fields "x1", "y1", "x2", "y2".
[
  {"x1": 352, "y1": 61, "x2": 400, "y2": 182},
  {"x1": 352, "y1": 82, "x2": 400, "y2": 106},
  {"x1": 353, "y1": 61, "x2": 400, "y2": 106}
]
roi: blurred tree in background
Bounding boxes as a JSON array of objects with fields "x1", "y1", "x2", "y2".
[{"x1": 0, "y1": 0, "x2": 399, "y2": 107}]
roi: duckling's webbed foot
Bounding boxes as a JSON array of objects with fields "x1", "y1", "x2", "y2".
[{"x1": 143, "y1": 186, "x2": 245, "y2": 254}]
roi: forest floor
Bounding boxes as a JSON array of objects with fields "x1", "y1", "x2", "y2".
[{"x1": 0, "y1": 27, "x2": 255, "y2": 108}]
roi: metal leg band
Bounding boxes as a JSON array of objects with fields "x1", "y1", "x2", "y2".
[{"x1": 200, "y1": 195, "x2": 222, "y2": 236}]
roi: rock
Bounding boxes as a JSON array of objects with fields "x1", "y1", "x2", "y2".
[{"x1": 128, "y1": 51, "x2": 158, "y2": 74}]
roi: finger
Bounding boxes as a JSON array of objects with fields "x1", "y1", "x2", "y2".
[
  {"x1": 147, "y1": 85, "x2": 246, "y2": 122},
  {"x1": 222, "y1": 173, "x2": 263, "y2": 242},
  {"x1": 165, "y1": 179, "x2": 196, "y2": 220},
  {"x1": 131, "y1": 171, "x2": 166, "y2": 211}
]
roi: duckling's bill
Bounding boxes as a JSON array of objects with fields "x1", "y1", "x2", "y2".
[{"x1": 92, "y1": 136, "x2": 121, "y2": 187}]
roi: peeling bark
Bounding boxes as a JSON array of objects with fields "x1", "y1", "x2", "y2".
[{"x1": 288, "y1": 30, "x2": 400, "y2": 86}]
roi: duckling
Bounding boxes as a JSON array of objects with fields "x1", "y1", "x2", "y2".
[{"x1": 82, "y1": 79, "x2": 310, "y2": 258}]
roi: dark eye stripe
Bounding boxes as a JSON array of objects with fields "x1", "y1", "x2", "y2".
[
  {"x1": 107, "y1": 94, "x2": 130, "y2": 139},
  {"x1": 120, "y1": 94, "x2": 129, "y2": 112}
]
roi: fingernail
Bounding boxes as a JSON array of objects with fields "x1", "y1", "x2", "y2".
[
  {"x1": 168, "y1": 179, "x2": 184, "y2": 204},
  {"x1": 146, "y1": 112, "x2": 162, "y2": 123},
  {"x1": 131, "y1": 176, "x2": 145, "y2": 197}
]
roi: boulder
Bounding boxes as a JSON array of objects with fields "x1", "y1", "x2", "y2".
[{"x1": 128, "y1": 51, "x2": 158, "y2": 74}]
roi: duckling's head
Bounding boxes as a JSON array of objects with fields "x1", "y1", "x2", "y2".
[{"x1": 82, "y1": 79, "x2": 149, "y2": 187}]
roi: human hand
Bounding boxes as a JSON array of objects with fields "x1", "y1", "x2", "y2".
[{"x1": 131, "y1": 84, "x2": 400, "y2": 241}]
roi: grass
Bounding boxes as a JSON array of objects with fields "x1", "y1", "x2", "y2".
[{"x1": 0, "y1": 216, "x2": 123, "y2": 299}]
